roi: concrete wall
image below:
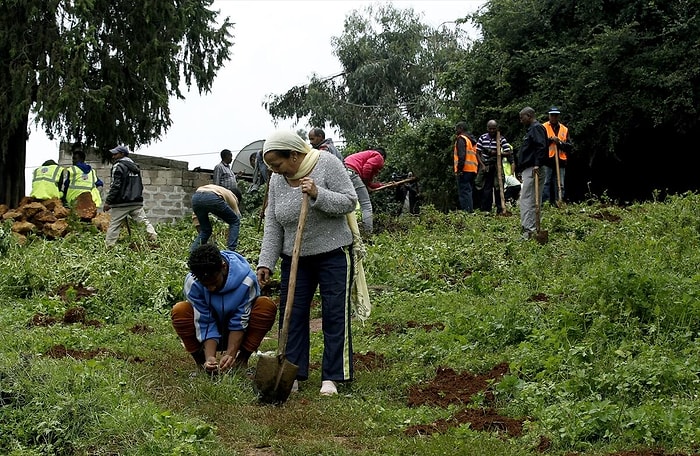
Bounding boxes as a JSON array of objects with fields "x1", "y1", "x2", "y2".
[{"x1": 59, "y1": 143, "x2": 212, "y2": 224}]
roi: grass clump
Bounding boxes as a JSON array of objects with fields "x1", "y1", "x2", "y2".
[{"x1": 0, "y1": 193, "x2": 699, "y2": 455}]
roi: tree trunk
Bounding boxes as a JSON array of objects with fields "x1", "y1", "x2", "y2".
[{"x1": 0, "y1": 114, "x2": 28, "y2": 208}]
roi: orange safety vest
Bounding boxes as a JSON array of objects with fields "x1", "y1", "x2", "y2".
[
  {"x1": 543, "y1": 122, "x2": 568, "y2": 161},
  {"x1": 453, "y1": 134, "x2": 478, "y2": 173}
]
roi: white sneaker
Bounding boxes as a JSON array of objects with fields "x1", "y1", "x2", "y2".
[
  {"x1": 291, "y1": 380, "x2": 299, "y2": 393},
  {"x1": 320, "y1": 380, "x2": 337, "y2": 396}
]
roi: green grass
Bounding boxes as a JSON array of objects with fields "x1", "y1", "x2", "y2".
[{"x1": 1, "y1": 193, "x2": 699, "y2": 455}]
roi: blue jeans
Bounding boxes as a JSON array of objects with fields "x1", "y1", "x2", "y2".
[
  {"x1": 278, "y1": 247, "x2": 353, "y2": 382},
  {"x1": 543, "y1": 165, "x2": 566, "y2": 204},
  {"x1": 456, "y1": 172, "x2": 476, "y2": 212},
  {"x1": 190, "y1": 191, "x2": 240, "y2": 253}
]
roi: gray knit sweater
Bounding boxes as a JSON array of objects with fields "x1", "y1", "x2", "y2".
[{"x1": 257, "y1": 152, "x2": 358, "y2": 273}]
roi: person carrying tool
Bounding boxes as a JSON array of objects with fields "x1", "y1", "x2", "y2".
[
  {"x1": 344, "y1": 148, "x2": 385, "y2": 234},
  {"x1": 453, "y1": 122, "x2": 480, "y2": 213},
  {"x1": 171, "y1": 244, "x2": 277, "y2": 373},
  {"x1": 475, "y1": 120, "x2": 513, "y2": 214},
  {"x1": 542, "y1": 106, "x2": 573, "y2": 206},
  {"x1": 256, "y1": 130, "x2": 358, "y2": 396},
  {"x1": 516, "y1": 107, "x2": 548, "y2": 240},
  {"x1": 103, "y1": 145, "x2": 157, "y2": 247}
]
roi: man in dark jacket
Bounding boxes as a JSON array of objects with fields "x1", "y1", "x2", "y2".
[
  {"x1": 308, "y1": 128, "x2": 343, "y2": 161},
  {"x1": 103, "y1": 145, "x2": 157, "y2": 246},
  {"x1": 516, "y1": 107, "x2": 548, "y2": 240}
]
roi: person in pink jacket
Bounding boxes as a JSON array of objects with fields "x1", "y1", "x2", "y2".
[{"x1": 344, "y1": 148, "x2": 385, "y2": 234}]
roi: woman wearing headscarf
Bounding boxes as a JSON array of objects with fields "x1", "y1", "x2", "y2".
[{"x1": 256, "y1": 130, "x2": 358, "y2": 396}]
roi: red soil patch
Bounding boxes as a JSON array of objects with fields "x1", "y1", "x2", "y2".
[
  {"x1": 29, "y1": 306, "x2": 102, "y2": 328},
  {"x1": 354, "y1": 351, "x2": 386, "y2": 371},
  {"x1": 54, "y1": 283, "x2": 97, "y2": 302},
  {"x1": 405, "y1": 407, "x2": 523, "y2": 437},
  {"x1": 407, "y1": 363, "x2": 509, "y2": 408},
  {"x1": 404, "y1": 363, "x2": 524, "y2": 437},
  {"x1": 527, "y1": 292, "x2": 549, "y2": 302},
  {"x1": 63, "y1": 306, "x2": 86, "y2": 323},
  {"x1": 44, "y1": 344, "x2": 144, "y2": 363},
  {"x1": 29, "y1": 313, "x2": 59, "y2": 327}
]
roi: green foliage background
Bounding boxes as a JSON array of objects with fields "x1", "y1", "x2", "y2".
[
  {"x1": 266, "y1": 0, "x2": 700, "y2": 205},
  {"x1": 1, "y1": 194, "x2": 699, "y2": 455}
]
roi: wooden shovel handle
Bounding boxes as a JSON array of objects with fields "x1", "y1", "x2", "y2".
[
  {"x1": 277, "y1": 192, "x2": 309, "y2": 358},
  {"x1": 554, "y1": 146, "x2": 564, "y2": 207},
  {"x1": 371, "y1": 176, "x2": 417, "y2": 192}
]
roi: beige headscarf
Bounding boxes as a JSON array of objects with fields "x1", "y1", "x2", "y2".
[
  {"x1": 263, "y1": 130, "x2": 371, "y2": 322},
  {"x1": 263, "y1": 130, "x2": 320, "y2": 180}
]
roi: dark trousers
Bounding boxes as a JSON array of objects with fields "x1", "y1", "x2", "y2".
[
  {"x1": 279, "y1": 247, "x2": 353, "y2": 382},
  {"x1": 479, "y1": 166, "x2": 503, "y2": 213},
  {"x1": 456, "y1": 172, "x2": 476, "y2": 212}
]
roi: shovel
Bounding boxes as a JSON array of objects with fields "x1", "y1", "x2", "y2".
[
  {"x1": 553, "y1": 145, "x2": 565, "y2": 208},
  {"x1": 254, "y1": 192, "x2": 309, "y2": 404},
  {"x1": 495, "y1": 131, "x2": 511, "y2": 216},
  {"x1": 533, "y1": 168, "x2": 549, "y2": 244}
]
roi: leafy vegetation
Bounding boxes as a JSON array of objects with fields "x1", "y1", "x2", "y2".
[
  {"x1": 1, "y1": 193, "x2": 699, "y2": 455},
  {"x1": 266, "y1": 0, "x2": 700, "y2": 204}
]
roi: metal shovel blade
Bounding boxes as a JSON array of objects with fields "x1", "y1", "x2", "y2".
[{"x1": 254, "y1": 354, "x2": 299, "y2": 404}]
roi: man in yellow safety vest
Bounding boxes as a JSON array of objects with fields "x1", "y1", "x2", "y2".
[
  {"x1": 64, "y1": 150, "x2": 104, "y2": 207},
  {"x1": 30, "y1": 160, "x2": 65, "y2": 200}
]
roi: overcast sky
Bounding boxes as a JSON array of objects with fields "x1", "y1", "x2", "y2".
[{"x1": 25, "y1": 0, "x2": 484, "y2": 191}]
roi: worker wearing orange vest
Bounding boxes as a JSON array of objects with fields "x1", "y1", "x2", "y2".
[
  {"x1": 453, "y1": 122, "x2": 480, "y2": 212},
  {"x1": 542, "y1": 106, "x2": 573, "y2": 205}
]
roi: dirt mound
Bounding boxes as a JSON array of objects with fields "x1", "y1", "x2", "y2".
[
  {"x1": 405, "y1": 406, "x2": 523, "y2": 437},
  {"x1": 408, "y1": 363, "x2": 509, "y2": 408},
  {"x1": 29, "y1": 305, "x2": 101, "y2": 328},
  {"x1": 404, "y1": 363, "x2": 523, "y2": 437},
  {"x1": 29, "y1": 313, "x2": 59, "y2": 327},
  {"x1": 527, "y1": 292, "x2": 549, "y2": 302},
  {"x1": 354, "y1": 351, "x2": 386, "y2": 371},
  {"x1": 54, "y1": 283, "x2": 98, "y2": 302}
]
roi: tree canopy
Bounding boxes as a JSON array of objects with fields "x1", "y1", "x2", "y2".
[
  {"x1": 265, "y1": 0, "x2": 700, "y2": 208},
  {"x1": 264, "y1": 4, "x2": 467, "y2": 147},
  {"x1": 460, "y1": 0, "x2": 700, "y2": 200},
  {"x1": 0, "y1": 0, "x2": 232, "y2": 207}
]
